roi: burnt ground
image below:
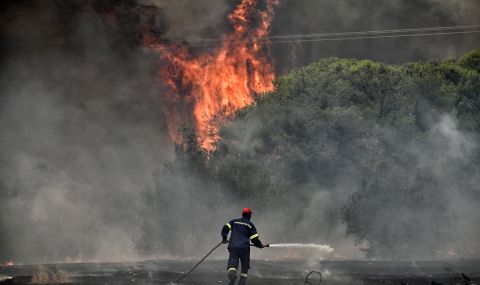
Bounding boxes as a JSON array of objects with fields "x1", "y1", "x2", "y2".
[{"x1": 0, "y1": 259, "x2": 479, "y2": 285}]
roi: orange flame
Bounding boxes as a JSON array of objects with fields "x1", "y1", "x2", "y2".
[
  {"x1": 5, "y1": 260, "x2": 14, "y2": 266},
  {"x1": 144, "y1": 0, "x2": 278, "y2": 150}
]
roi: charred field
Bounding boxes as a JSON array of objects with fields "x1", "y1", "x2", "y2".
[{"x1": 1, "y1": 259, "x2": 480, "y2": 285}]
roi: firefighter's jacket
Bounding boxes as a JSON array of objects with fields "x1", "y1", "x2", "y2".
[{"x1": 221, "y1": 217, "x2": 263, "y2": 249}]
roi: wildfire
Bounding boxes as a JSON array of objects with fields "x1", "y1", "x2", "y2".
[{"x1": 144, "y1": 0, "x2": 278, "y2": 150}]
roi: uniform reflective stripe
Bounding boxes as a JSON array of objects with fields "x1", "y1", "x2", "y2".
[
  {"x1": 250, "y1": 234, "x2": 259, "y2": 240},
  {"x1": 240, "y1": 273, "x2": 248, "y2": 277},
  {"x1": 228, "y1": 268, "x2": 237, "y2": 272},
  {"x1": 234, "y1": 221, "x2": 252, "y2": 229},
  {"x1": 226, "y1": 223, "x2": 232, "y2": 229}
]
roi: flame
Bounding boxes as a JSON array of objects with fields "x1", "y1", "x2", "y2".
[
  {"x1": 144, "y1": 0, "x2": 278, "y2": 150},
  {"x1": 5, "y1": 260, "x2": 14, "y2": 266}
]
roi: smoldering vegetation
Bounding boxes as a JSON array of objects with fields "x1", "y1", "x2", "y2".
[{"x1": 0, "y1": 0, "x2": 480, "y2": 263}]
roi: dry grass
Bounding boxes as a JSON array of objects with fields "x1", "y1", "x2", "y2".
[
  {"x1": 31, "y1": 265, "x2": 49, "y2": 284},
  {"x1": 31, "y1": 265, "x2": 74, "y2": 284}
]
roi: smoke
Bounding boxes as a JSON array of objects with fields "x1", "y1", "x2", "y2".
[
  {"x1": 270, "y1": 0, "x2": 480, "y2": 71},
  {"x1": 1, "y1": 0, "x2": 479, "y2": 263},
  {"x1": 419, "y1": 116, "x2": 480, "y2": 256},
  {"x1": 129, "y1": 0, "x2": 480, "y2": 69},
  {"x1": 0, "y1": 0, "x2": 170, "y2": 263},
  {"x1": 340, "y1": 114, "x2": 480, "y2": 259},
  {"x1": 137, "y1": 0, "x2": 230, "y2": 42},
  {"x1": 207, "y1": 106, "x2": 367, "y2": 260}
]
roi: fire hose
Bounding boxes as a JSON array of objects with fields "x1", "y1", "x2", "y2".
[
  {"x1": 168, "y1": 241, "x2": 322, "y2": 285},
  {"x1": 169, "y1": 241, "x2": 224, "y2": 284}
]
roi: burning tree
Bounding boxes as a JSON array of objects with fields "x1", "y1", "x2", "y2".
[{"x1": 144, "y1": 0, "x2": 278, "y2": 150}]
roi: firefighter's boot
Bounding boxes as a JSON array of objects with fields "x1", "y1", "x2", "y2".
[
  {"x1": 228, "y1": 270, "x2": 237, "y2": 285},
  {"x1": 238, "y1": 276, "x2": 247, "y2": 285}
]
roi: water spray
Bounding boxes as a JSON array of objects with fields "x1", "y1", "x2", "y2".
[{"x1": 268, "y1": 243, "x2": 334, "y2": 253}]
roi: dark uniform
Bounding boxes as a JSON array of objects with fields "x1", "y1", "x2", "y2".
[{"x1": 221, "y1": 215, "x2": 263, "y2": 285}]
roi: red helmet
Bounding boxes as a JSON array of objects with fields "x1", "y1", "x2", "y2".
[{"x1": 242, "y1": 207, "x2": 252, "y2": 215}]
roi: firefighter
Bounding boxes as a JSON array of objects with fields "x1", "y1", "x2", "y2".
[{"x1": 221, "y1": 207, "x2": 267, "y2": 285}]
